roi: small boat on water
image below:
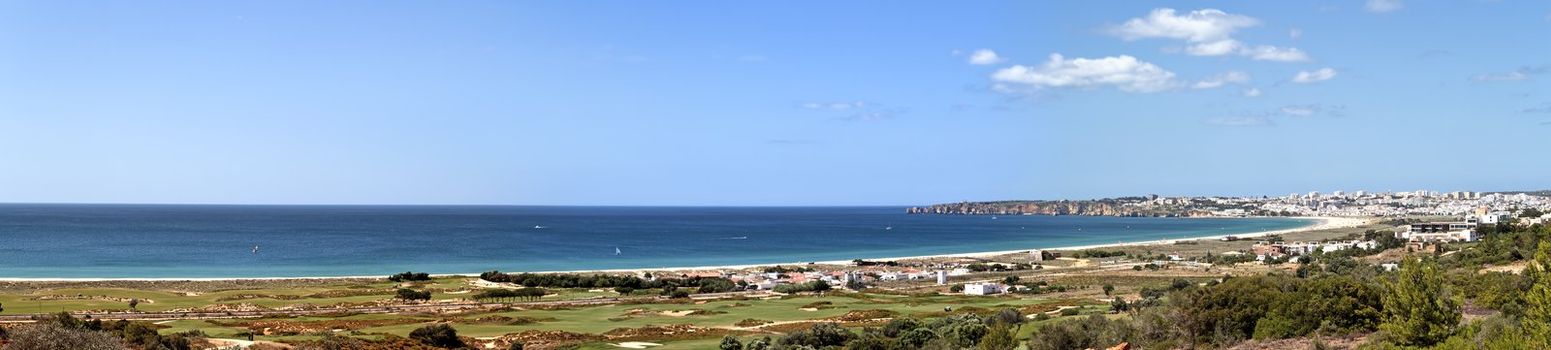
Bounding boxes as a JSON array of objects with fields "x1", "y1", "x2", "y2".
[
  {"x1": 534, "y1": 225, "x2": 547, "y2": 229},
  {"x1": 615, "y1": 247, "x2": 622, "y2": 255}
]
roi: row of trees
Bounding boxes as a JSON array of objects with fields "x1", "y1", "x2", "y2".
[
  {"x1": 477, "y1": 270, "x2": 739, "y2": 293},
  {"x1": 471, "y1": 288, "x2": 548, "y2": 302},
  {"x1": 395, "y1": 288, "x2": 433, "y2": 302},
  {"x1": 388, "y1": 271, "x2": 432, "y2": 282},
  {"x1": 771, "y1": 280, "x2": 831, "y2": 294}
]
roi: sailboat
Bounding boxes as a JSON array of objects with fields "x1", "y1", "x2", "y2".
[
  {"x1": 615, "y1": 247, "x2": 622, "y2": 255},
  {"x1": 252, "y1": 245, "x2": 260, "y2": 254}
]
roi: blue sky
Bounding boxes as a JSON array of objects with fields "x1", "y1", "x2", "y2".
[{"x1": 1, "y1": 1, "x2": 1548, "y2": 205}]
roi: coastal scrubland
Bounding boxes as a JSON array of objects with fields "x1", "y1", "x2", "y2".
[{"x1": 4, "y1": 219, "x2": 1551, "y2": 349}]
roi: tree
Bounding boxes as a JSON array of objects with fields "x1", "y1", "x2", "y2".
[
  {"x1": 508, "y1": 342, "x2": 524, "y2": 350},
  {"x1": 396, "y1": 288, "x2": 432, "y2": 302},
  {"x1": 1, "y1": 323, "x2": 128, "y2": 350},
  {"x1": 1379, "y1": 257, "x2": 1460, "y2": 347},
  {"x1": 951, "y1": 321, "x2": 989, "y2": 347},
  {"x1": 718, "y1": 335, "x2": 743, "y2": 350},
  {"x1": 1110, "y1": 297, "x2": 1129, "y2": 313},
  {"x1": 977, "y1": 325, "x2": 1017, "y2": 350},
  {"x1": 389, "y1": 271, "x2": 432, "y2": 282},
  {"x1": 745, "y1": 336, "x2": 772, "y2": 350},
  {"x1": 990, "y1": 308, "x2": 1024, "y2": 329},
  {"x1": 1102, "y1": 284, "x2": 1115, "y2": 296},
  {"x1": 900, "y1": 328, "x2": 938, "y2": 348},
  {"x1": 882, "y1": 318, "x2": 920, "y2": 338},
  {"x1": 844, "y1": 333, "x2": 894, "y2": 350},
  {"x1": 1522, "y1": 241, "x2": 1551, "y2": 343},
  {"x1": 0, "y1": 302, "x2": 5, "y2": 314},
  {"x1": 128, "y1": 298, "x2": 138, "y2": 311},
  {"x1": 408, "y1": 324, "x2": 465, "y2": 349}
]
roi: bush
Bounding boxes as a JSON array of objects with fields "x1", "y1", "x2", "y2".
[
  {"x1": 396, "y1": 288, "x2": 432, "y2": 302},
  {"x1": 773, "y1": 280, "x2": 832, "y2": 294},
  {"x1": 2, "y1": 323, "x2": 128, "y2": 350},
  {"x1": 388, "y1": 271, "x2": 432, "y2": 282},
  {"x1": 408, "y1": 324, "x2": 465, "y2": 349}
]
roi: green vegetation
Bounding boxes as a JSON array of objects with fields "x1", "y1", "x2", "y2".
[
  {"x1": 408, "y1": 324, "x2": 464, "y2": 348},
  {"x1": 2, "y1": 312, "x2": 199, "y2": 350},
  {"x1": 478, "y1": 270, "x2": 741, "y2": 293},
  {"x1": 1069, "y1": 249, "x2": 1126, "y2": 259},
  {"x1": 395, "y1": 288, "x2": 433, "y2": 302},
  {"x1": 772, "y1": 280, "x2": 831, "y2": 294},
  {"x1": 388, "y1": 271, "x2": 433, "y2": 282}
]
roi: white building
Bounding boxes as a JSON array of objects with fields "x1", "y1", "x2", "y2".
[
  {"x1": 963, "y1": 282, "x2": 1006, "y2": 296},
  {"x1": 1396, "y1": 222, "x2": 1478, "y2": 242}
]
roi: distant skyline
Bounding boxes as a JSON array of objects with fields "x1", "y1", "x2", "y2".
[{"x1": 2, "y1": 1, "x2": 1548, "y2": 206}]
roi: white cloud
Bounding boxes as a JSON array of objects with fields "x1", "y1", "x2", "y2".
[
  {"x1": 967, "y1": 49, "x2": 1006, "y2": 65},
  {"x1": 801, "y1": 101, "x2": 867, "y2": 110},
  {"x1": 1204, "y1": 115, "x2": 1273, "y2": 127},
  {"x1": 1366, "y1": 0, "x2": 1403, "y2": 13},
  {"x1": 1473, "y1": 72, "x2": 1530, "y2": 82},
  {"x1": 1184, "y1": 40, "x2": 1242, "y2": 56},
  {"x1": 1109, "y1": 8, "x2": 1310, "y2": 61},
  {"x1": 1244, "y1": 45, "x2": 1310, "y2": 62},
  {"x1": 1292, "y1": 68, "x2": 1338, "y2": 83},
  {"x1": 991, "y1": 54, "x2": 1178, "y2": 93},
  {"x1": 1193, "y1": 71, "x2": 1251, "y2": 89},
  {"x1": 1280, "y1": 106, "x2": 1316, "y2": 116},
  {"x1": 1111, "y1": 8, "x2": 1259, "y2": 57},
  {"x1": 1472, "y1": 65, "x2": 1549, "y2": 82},
  {"x1": 1289, "y1": 28, "x2": 1303, "y2": 39},
  {"x1": 1243, "y1": 88, "x2": 1263, "y2": 97},
  {"x1": 1111, "y1": 9, "x2": 1257, "y2": 45},
  {"x1": 1279, "y1": 104, "x2": 1346, "y2": 117}
]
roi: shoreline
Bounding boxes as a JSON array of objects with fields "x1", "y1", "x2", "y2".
[{"x1": 0, "y1": 216, "x2": 1373, "y2": 282}]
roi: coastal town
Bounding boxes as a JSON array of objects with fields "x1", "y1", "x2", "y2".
[
  {"x1": 909, "y1": 190, "x2": 1551, "y2": 219},
  {"x1": 644, "y1": 190, "x2": 1551, "y2": 299}
]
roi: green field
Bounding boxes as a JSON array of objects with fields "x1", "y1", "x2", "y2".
[{"x1": 0, "y1": 276, "x2": 1122, "y2": 348}]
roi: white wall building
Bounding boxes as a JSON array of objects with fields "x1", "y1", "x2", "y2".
[{"x1": 963, "y1": 283, "x2": 1005, "y2": 296}]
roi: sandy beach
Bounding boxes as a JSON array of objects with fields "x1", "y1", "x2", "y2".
[{"x1": 0, "y1": 216, "x2": 1374, "y2": 282}]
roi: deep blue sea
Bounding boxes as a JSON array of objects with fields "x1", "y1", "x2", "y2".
[{"x1": 0, "y1": 205, "x2": 1314, "y2": 278}]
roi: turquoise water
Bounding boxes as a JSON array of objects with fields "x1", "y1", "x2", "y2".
[{"x1": 0, "y1": 205, "x2": 1314, "y2": 278}]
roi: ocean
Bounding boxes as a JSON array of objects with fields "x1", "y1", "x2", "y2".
[{"x1": 0, "y1": 204, "x2": 1314, "y2": 279}]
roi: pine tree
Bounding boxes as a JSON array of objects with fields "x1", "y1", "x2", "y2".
[
  {"x1": 718, "y1": 335, "x2": 743, "y2": 350},
  {"x1": 1522, "y1": 241, "x2": 1551, "y2": 343},
  {"x1": 977, "y1": 325, "x2": 1018, "y2": 350},
  {"x1": 1378, "y1": 257, "x2": 1461, "y2": 346}
]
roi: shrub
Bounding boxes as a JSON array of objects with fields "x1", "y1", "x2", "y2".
[{"x1": 408, "y1": 324, "x2": 465, "y2": 349}]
